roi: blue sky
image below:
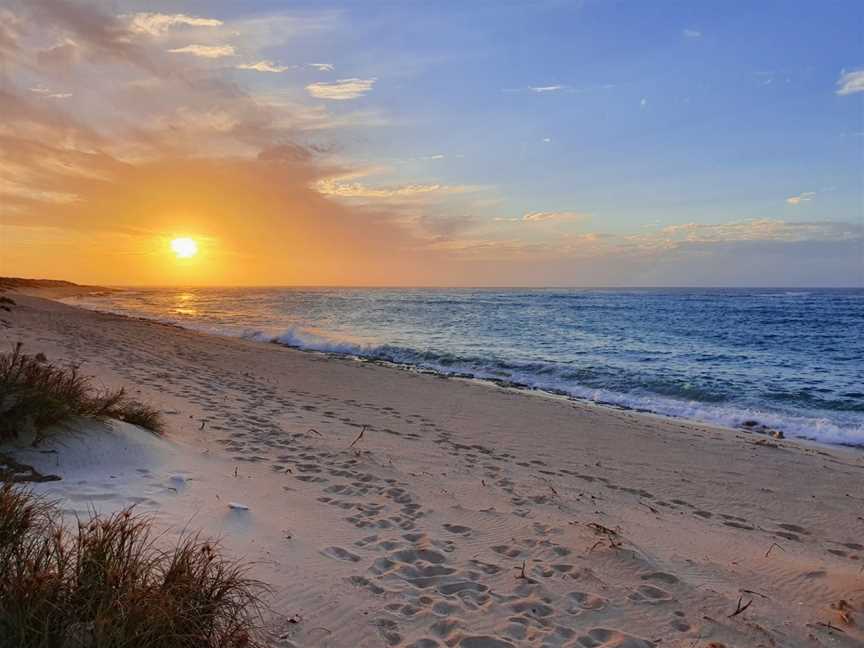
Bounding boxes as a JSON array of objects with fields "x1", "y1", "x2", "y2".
[
  {"x1": 229, "y1": 0, "x2": 862, "y2": 224},
  {"x1": 1, "y1": 0, "x2": 862, "y2": 285}
]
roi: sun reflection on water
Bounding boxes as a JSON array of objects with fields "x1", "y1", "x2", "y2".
[{"x1": 173, "y1": 292, "x2": 198, "y2": 316}]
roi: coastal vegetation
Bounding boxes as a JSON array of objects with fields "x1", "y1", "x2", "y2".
[
  {"x1": 0, "y1": 483, "x2": 266, "y2": 647},
  {"x1": 0, "y1": 343, "x2": 164, "y2": 443}
]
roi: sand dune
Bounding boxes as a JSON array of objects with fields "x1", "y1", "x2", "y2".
[{"x1": 2, "y1": 292, "x2": 863, "y2": 647}]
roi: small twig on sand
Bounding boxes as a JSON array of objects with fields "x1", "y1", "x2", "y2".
[
  {"x1": 765, "y1": 542, "x2": 785, "y2": 557},
  {"x1": 588, "y1": 540, "x2": 605, "y2": 553},
  {"x1": 308, "y1": 428, "x2": 323, "y2": 437},
  {"x1": 533, "y1": 475, "x2": 559, "y2": 497},
  {"x1": 199, "y1": 420, "x2": 206, "y2": 430},
  {"x1": 809, "y1": 621, "x2": 845, "y2": 634},
  {"x1": 728, "y1": 596, "x2": 753, "y2": 618},
  {"x1": 741, "y1": 589, "x2": 770, "y2": 599},
  {"x1": 348, "y1": 425, "x2": 368, "y2": 449},
  {"x1": 515, "y1": 560, "x2": 528, "y2": 579},
  {"x1": 587, "y1": 522, "x2": 618, "y2": 535},
  {"x1": 640, "y1": 501, "x2": 659, "y2": 514}
]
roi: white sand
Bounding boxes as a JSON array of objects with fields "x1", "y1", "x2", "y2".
[{"x1": 2, "y1": 292, "x2": 863, "y2": 647}]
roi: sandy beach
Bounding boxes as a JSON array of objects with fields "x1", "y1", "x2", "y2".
[{"x1": 2, "y1": 289, "x2": 863, "y2": 648}]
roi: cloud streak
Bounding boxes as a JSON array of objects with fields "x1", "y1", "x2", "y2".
[
  {"x1": 315, "y1": 177, "x2": 476, "y2": 199},
  {"x1": 236, "y1": 60, "x2": 290, "y2": 73},
  {"x1": 786, "y1": 191, "x2": 816, "y2": 205},
  {"x1": 128, "y1": 13, "x2": 223, "y2": 36},
  {"x1": 306, "y1": 78, "x2": 376, "y2": 100},
  {"x1": 169, "y1": 44, "x2": 236, "y2": 58},
  {"x1": 496, "y1": 211, "x2": 589, "y2": 224},
  {"x1": 836, "y1": 68, "x2": 864, "y2": 95},
  {"x1": 523, "y1": 211, "x2": 588, "y2": 223},
  {"x1": 530, "y1": 85, "x2": 565, "y2": 93}
]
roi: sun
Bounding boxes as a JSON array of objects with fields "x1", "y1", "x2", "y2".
[{"x1": 170, "y1": 237, "x2": 198, "y2": 259}]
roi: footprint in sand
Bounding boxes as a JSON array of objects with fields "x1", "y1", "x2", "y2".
[
  {"x1": 568, "y1": 591, "x2": 608, "y2": 611},
  {"x1": 320, "y1": 546, "x2": 361, "y2": 562},
  {"x1": 491, "y1": 544, "x2": 523, "y2": 558},
  {"x1": 628, "y1": 584, "x2": 674, "y2": 604},
  {"x1": 576, "y1": 628, "x2": 655, "y2": 647},
  {"x1": 443, "y1": 523, "x2": 472, "y2": 535},
  {"x1": 405, "y1": 640, "x2": 442, "y2": 648},
  {"x1": 640, "y1": 571, "x2": 679, "y2": 585},
  {"x1": 459, "y1": 637, "x2": 515, "y2": 648}
]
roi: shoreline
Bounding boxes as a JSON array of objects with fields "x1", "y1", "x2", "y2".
[
  {"x1": 61, "y1": 290, "x2": 864, "y2": 450},
  {"x1": 2, "y1": 291, "x2": 863, "y2": 646}
]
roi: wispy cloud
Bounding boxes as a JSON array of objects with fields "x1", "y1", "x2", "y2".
[
  {"x1": 836, "y1": 68, "x2": 864, "y2": 95},
  {"x1": 0, "y1": 179, "x2": 80, "y2": 205},
  {"x1": 29, "y1": 86, "x2": 72, "y2": 99},
  {"x1": 259, "y1": 98, "x2": 389, "y2": 131},
  {"x1": 642, "y1": 219, "x2": 858, "y2": 244},
  {"x1": 786, "y1": 191, "x2": 816, "y2": 205},
  {"x1": 309, "y1": 63, "x2": 334, "y2": 71},
  {"x1": 523, "y1": 211, "x2": 588, "y2": 223},
  {"x1": 128, "y1": 13, "x2": 223, "y2": 36},
  {"x1": 306, "y1": 78, "x2": 376, "y2": 100},
  {"x1": 530, "y1": 85, "x2": 565, "y2": 93},
  {"x1": 506, "y1": 84, "x2": 615, "y2": 95},
  {"x1": 496, "y1": 211, "x2": 589, "y2": 224},
  {"x1": 316, "y1": 178, "x2": 474, "y2": 199},
  {"x1": 683, "y1": 28, "x2": 702, "y2": 38},
  {"x1": 236, "y1": 60, "x2": 290, "y2": 73},
  {"x1": 168, "y1": 44, "x2": 235, "y2": 58}
]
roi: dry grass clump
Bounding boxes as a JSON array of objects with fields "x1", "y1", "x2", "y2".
[
  {"x1": 0, "y1": 343, "x2": 164, "y2": 442},
  {"x1": 0, "y1": 483, "x2": 266, "y2": 647}
]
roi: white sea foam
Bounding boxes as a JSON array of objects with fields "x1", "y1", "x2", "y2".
[{"x1": 244, "y1": 327, "x2": 371, "y2": 355}]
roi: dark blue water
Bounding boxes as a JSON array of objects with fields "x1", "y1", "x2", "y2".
[{"x1": 69, "y1": 288, "x2": 864, "y2": 446}]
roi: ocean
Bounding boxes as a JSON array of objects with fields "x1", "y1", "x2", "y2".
[{"x1": 67, "y1": 288, "x2": 864, "y2": 447}]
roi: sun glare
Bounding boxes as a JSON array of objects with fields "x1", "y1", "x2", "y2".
[{"x1": 170, "y1": 237, "x2": 198, "y2": 259}]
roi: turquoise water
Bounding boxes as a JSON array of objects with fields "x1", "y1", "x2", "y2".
[{"x1": 69, "y1": 288, "x2": 864, "y2": 446}]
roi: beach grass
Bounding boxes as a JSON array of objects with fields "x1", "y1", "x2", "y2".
[
  {"x1": 0, "y1": 343, "x2": 164, "y2": 442},
  {"x1": 0, "y1": 483, "x2": 266, "y2": 647}
]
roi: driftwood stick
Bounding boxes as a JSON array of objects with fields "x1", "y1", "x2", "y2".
[
  {"x1": 348, "y1": 425, "x2": 368, "y2": 449},
  {"x1": 515, "y1": 560, "x2": 528, "y2": 579},
  {"x1": 765, "y1": 542, "x2": 785, "y2": 557},
  {"x1": 728, "y1": 596, "x2": 752, "y2": 618}
]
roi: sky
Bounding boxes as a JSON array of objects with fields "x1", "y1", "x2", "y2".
[{"x1": 0, "y1": 0, "x2": 861, "y2": 287}]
